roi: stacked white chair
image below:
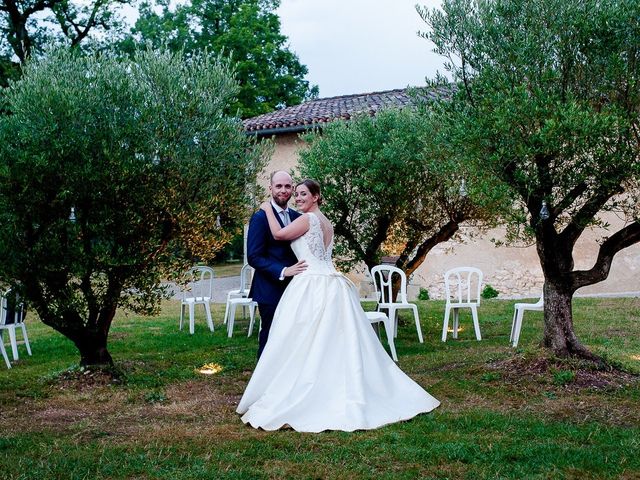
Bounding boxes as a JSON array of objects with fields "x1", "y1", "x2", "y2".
[
  {"x1": 442, "y1": 267, "x2": 483, "y2": 341},
  {"x1": 510, "y1": 294, "x2": 544, "y2": 347},
  {"x1": 223, "y1": 263, "x2": 252, "y2": 325},
  {"x1": 224, "y1": 264, "x2": 259, "y2": 337},
  {"x1": 179, "y1": 266, "x2": 215, "y2": 334},
  {"x1": 225, "y1": 298, "x2": 259, "y2": 338},
  {"x1": 0, "y1": 289, "x2": 32, "y2": 364},
  {"x1": 371, "y1": 265, "x2": 423, "y2": 343}
]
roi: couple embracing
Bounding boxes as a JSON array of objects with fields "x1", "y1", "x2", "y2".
[{"x1": 236, "y1": 171, "x2": 439, "y2": 433}]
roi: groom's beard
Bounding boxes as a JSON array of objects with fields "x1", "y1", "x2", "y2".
[{"x1": 272, "y1": 195, "x2": 290, "y2": 209}]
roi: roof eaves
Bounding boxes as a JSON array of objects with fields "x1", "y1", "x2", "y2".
[
  {"x1": 245, "y1": 122, "x2": 326, "y2": 137},
  {"x1": 246, "y1": 124, "x2": 306, "y2": 136}
]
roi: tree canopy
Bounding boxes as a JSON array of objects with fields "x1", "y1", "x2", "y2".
[
  {"x1": 298, "y1": 107, "x2": 506, "y2": 283},
  {"x1": 0, "y1": 0, "x2": 130, "y2": 62},
  {"x1": 0, "y1": 48, "x2": 265, "y2": 366},
  {"x1": 123, "y1": 0, "x2": 318, "y2": 118},
  {"x1": 0, "y1": 0, "x2": 131, "y2": 87},
  {"x1": 418, "y1": 0, "x2": 640, "y2": 360}
]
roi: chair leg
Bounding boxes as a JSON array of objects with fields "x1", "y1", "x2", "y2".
[
  {"x1": 510, "y1": 308, "x2": 518, "y2": 343},
  {"x1": 0, "y1": 332, "x2": 10, "y2": 369},
  {"x1": 452, "y1": 308, "x2": 459, "y2": 339},
  {"x1": 203, "y1": 302, "x2": 214, "y2": 332},
  {"x1": 247, "y1": 305, "x2": 257, "y2": 337},
  {"x1": 471, "y1": 306, "x2": 481, "y2": 340},
  {"x1": 223, "y1": 298, "x2": 230, "y2": 325},
  {"x1": 227, "y1": 304, "x2": 237, "y2": 338},
  {"x1": 188, "y1": 303, "x2": 195, "y2": 335},
  {"x1": 0, "y1": 343, "x2": 11, "y2": 368},
  {"x1": 381, "y1": 317, "x2": 398, "y2": 362},
  {"x1": 389, "y1": 307, "x2": 398, "y2": 338},
  {"x1": 8, "y1": 326, "x2": 18, "y2": 360},
  {"x1": 512, "y1": 309, "x2": 524, "y2": 347},
  {"x1": 375, "y1": 305, "x2": 386, "y2": 333},
  {"x1": 20, "y1": 324, "x2": 32, "y2": 356},
  {"x1": 442, "y1": 307, "x2": 451, "y2": 342},
  {"x1": 411, "y1": 305, "x2": 423, "y2": 343},
  {"x1": 179, "y1": 304, "x2": 185, "y2": 331}
]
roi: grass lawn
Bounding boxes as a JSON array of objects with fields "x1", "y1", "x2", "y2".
[
  {"x1": 1, "y1": 297, "x2": 639, "y2": 479},
  {"x1": 211, "y1": 261, "x2": 244, "y2": 278}
]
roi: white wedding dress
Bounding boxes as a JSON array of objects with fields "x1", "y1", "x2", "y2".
[{"x1": 236, "y1": 212, "x2": 439, "y2": 432}]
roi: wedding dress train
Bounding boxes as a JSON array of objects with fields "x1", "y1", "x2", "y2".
[{"x1": 237, "y1": 212, "x2": 439, "y2": 432}]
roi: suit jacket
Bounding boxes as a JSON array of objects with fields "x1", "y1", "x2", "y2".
[{"x1": 247, "y1": 206, "x2": 301, "y2": 305}]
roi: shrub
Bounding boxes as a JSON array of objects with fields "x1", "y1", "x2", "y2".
[{"x1": 481, "y1": 284, "x2": 499, "y2": 299}]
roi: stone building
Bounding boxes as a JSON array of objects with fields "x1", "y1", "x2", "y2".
[{"x1": 244, "y1": 88, "x2": 640, "y2": 300}]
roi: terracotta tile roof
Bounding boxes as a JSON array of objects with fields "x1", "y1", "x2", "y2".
[{"x1": 243, "y1": 86, "x2": 449, "y2": 135}]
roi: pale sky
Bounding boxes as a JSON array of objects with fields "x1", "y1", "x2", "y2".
[{"x1": 276, "y1": 0, "x2": 445, "y2": 98}]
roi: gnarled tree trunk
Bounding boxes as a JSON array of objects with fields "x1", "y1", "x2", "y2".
[
  {"x1": 535, "y1": 216, "x2": 640, "y2": 363},
  {"x1": 74, "y1": 328, "x2": 114, "y2": 367},
  {"x1": 542, "y1": 281, "x2": 599, "y2": 361},
  {"x1": 29, "y1": 289, "x2": 118, "y2": 368}
]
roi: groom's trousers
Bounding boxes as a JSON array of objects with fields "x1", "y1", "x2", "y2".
[{"x1": 257, "y1": 303, "x2": 278, "y2": 360}]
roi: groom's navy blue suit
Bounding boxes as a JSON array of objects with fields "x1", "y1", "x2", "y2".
[{"x1": 247, "y1": 206, "x2": 301, "y2": 358}]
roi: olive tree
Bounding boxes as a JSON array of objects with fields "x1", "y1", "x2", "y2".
[
  {"x1": 0, "y1": 48, "x2": 265, "y2": 366},
  {"x1": 418, "y1": 0, "x2": 640, "y2": 360},
  {"x1": 298, "y1": 107, "x2": 506, "y2": 285}
]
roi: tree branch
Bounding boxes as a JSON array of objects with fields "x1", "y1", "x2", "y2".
[
  {"x1": 23, "y1": 0, "x2": 60, "y2": 16},
  {"x1": 332, "y1": 211, "x2": 366, "y2": 265},
  {"x1": 54, "y1": 0, "x2": 106, "y2": 46},
  {"x1": 559, "y1": 183, "x2": 623, "y2": 246},
  {"x1": 404, "y1": 217, "x2": 462, "y2": 277},
  {"x1": 555, "y1": 181, "x2": 588, "y2": 213},
  {"x1": 572, "y1": 221, "x2": 640, "y2": 289}
]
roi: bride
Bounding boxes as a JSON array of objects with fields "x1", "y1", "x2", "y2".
[{"x1": 236, "y1": 179, "x2": 439, "y2": 432}]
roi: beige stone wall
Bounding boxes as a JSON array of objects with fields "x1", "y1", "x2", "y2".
[
  {"x1": 256, "y1": 132, "x2": 306, "y2": 189},
  {"x1": 408, "y1": 220, "x2": 640, "y2": 300},
  {"x1": 259, "y1": 133, "x2": 640, "y2": 299}
]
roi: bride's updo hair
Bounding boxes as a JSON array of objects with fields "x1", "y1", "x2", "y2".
[{"x1": 296, "y1": 179, "x2": 323, "y2": 206}]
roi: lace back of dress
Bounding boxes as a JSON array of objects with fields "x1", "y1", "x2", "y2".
[{"x1": 304, "y1": 212, "x2": 333, "y2": 263}]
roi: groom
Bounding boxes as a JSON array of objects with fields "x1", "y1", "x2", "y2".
[{"x1": 247, "y1": 170, "x2": 307, "y2": 359}]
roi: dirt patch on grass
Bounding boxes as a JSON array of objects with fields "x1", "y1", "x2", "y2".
[
  {"x1": 488, "y1": 355, "x2": 639, "y2": 391},
  {"x1": 159, "y1": 379, "x2": 241, "y2": 419},
  {"x1": 476, "y1": 354, "x2": 640, "y2": 426},
  {"x1": 0, "y1": 371, "x2": 244, "y2": 441},
  {"x1": 54, "y1": 367, "x2": 125, "y2": 390},
  {"x1": 571, "y1": 367, "x2": 636, "y2": 389}
]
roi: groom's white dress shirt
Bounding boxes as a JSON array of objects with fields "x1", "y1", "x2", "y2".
[{"x1": 271, "y1": 200, "x2": 291, "y2": 280}]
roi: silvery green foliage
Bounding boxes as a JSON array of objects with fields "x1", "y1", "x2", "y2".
[
  {"x1": 0, "y1": 48, "x2": 265, "y2": 363},
  {"x1": 417, "y1": 0, "x2": 640, "y2": 357},
  {"x1": 298, "y1": 107, "x2": 505, "y2": 276}
]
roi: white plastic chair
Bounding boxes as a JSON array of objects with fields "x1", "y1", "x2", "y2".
[
  {"x1": 371, "y1": 265, "x2": 423, "y2": 343},
  {"x1": 441, "y1": 267, "x2": 483, "y2": 342},
  {"x1": 365, "y1": 311, "x2": 398, "y2": 362},
  {"x1": 225, "y1": 297, "x2": 258, "y2": 338},
  {"x1": 179, "y1": 266, "x2": 215, "y2": 334},
  {"x1": 1, "y1": 289, "x2": 32, "y2": 362},
  {"x1": 510, "y1": 294, "x2": 544, "y2": 347},
  {"x1": 223, "y1": 264, "x2": 253, "y2": 325},
  {"x1": 0, "y1": 291, "x2": 12, "y2": 368},
  {"x1": 0, "y1": 337, "x2": 9, "y2": 369}
]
